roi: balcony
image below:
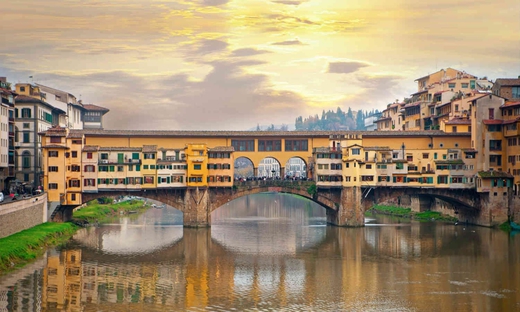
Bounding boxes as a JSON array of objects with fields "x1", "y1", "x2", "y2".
[{"x1": 98, "y1": 159, "x2": 142, "y2": 165}]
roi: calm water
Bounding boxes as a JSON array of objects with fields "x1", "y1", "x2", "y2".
[{"x1": 1, "y1": 194, "x2": 519, "y2": 312}]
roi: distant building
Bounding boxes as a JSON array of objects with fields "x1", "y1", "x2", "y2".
[
  {"x1": 364, "y1": 112, "x2": 381, "y2": 131},
  {"x1": 82, "y1": 103, "x2": 109, "y2": 129},
  {"x1": 14, "y1": 83, "x2": 65, "y2": 187},
  {"x1": 0, "y1": 77, "x2": 16, "y2": 191},
  {"x1": 492, "y1": 78, "x2": 520, "y2": 101}
]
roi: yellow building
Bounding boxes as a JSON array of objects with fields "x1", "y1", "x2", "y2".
[
  {"x1": 207, "y1": 146, "x2": 234, "y2": 187},
  {"x1": 185, "y1": 143, "x2": 208, "y2": 187}
]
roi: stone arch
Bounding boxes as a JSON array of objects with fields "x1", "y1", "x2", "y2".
[
  {"x1": 257, "y1": 156, "x2": 282, "y2": 178},
  {"x1": 284, "y1": 156, "x2": 307, "y2": 179},
  {"x1": 234, "y1": 156, "x2": 254, "y2": 179}
]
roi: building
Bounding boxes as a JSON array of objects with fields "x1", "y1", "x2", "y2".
[
  {"x1": 492, "y1": 78, "x2": 520, "y2": 101},
  {"x1": 15, "y1": 83, "x2": 65, "y2": 187},
  {"x1": 82, "y1": 103, "x2": 109, "y2": 129},
  {"x1": 35, "y1": 83, "x2": 84, "y2": 129},
  {"x1": 0, "y1": 77, "x2": 16, "y2": 192}
]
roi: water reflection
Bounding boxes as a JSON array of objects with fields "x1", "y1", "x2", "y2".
[{"x1": 0, "y1": 194, "x2": 519, "y2": 311}]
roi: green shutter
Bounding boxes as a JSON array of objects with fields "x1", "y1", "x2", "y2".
[
  {"x1": 132, "y1": 153, "x2": 139, "y2": 160},
  {"x1": 167, "y1": 177, "x2": 170, "y2": 183},
  {"x1": 136, "y1": 165, "x2": 141, "y2": 171}
]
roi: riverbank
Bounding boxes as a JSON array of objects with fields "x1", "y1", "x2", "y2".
[
  {"x1": 367, "y1": 205, "x2": 458, "y2": 222},
  {"x1": 0, "y1": 222, "x2": 77, "y2": 273},
  {"x1": 73, "y1": 198, "x2": 151, "y2": 224}
]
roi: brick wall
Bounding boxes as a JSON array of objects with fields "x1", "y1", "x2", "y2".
[{"x1": 0, "y1": 193, "x2": 47, "y2": 239}]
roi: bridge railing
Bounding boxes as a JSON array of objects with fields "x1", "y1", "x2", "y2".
[{"x1": 233, "y1": 179, "x2": 315, "y2": 192}]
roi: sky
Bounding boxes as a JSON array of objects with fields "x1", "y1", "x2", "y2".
[{"x1": 1, "y1": 0, "x2": 519, "y2": 130}]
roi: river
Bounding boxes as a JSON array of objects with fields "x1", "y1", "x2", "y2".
[{"x1": 1, "y1": 194, "x2": 519, "y2": 311}]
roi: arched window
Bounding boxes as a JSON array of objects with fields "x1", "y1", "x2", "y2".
[{"x1": 22, "y1": 151, "x2": 31, "y2": 169}]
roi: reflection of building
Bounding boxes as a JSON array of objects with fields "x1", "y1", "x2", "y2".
[{"x1": 42, "y1": 249, "x2": 82, "y2": 311}]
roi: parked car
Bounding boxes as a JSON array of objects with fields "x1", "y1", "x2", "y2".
[{"x1": 0, "y1": 192, "x2": 4, "y2": 202}]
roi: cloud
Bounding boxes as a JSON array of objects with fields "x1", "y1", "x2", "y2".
[
  {"x1": 202, "y1": 0, "x2": 230, "y2": 5},
  {"x1": 230, "y1": 48, "x2": 271, "y2": 57},
  {"x1": 195, "y1": 39, "x2": 229, "y2": 55},
  {"x1": 271, "y1": 0, "x2": 308, "y2": 5},
  {"x1": 327, "y1": 61, "x2": 370, "y2": 74},
  {"x1": 271, "y1": 39, "x2": 305, "y2": 46}
]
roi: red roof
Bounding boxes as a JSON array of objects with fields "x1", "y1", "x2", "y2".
[
  {"x1": 502, "y1": 101, "x2": 520, "y2": 109},
  {"x1": 482, "y1": 119, "x2": 503, "y2": 125},
  {"x1": 445, "y1": 118, "x2": 471, "y2": 125},
  {"x1": 83, "y1": 104, "x2": 109, "y2": 112},
  {"x1": 495, "y1": 78, "x2": 520, "y2": 87}
]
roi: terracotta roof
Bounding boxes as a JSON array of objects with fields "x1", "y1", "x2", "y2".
[
  {"x1": 82, "y1": 145, "x2": 99, "y2": 152},
  {"x1": 47, "y1": 132, "x2": 66, "y2": 137},
  {"x1": 142, "y1": 145, "x2": 157, "y2": 152},
  {"x1": 83, "y1": 104, "x2": 110, "y2": 112},
  {"x1": 15, "y1": 95, "x2": 43, "y2": 102},
  {"x1": 0, "y1": 87, "x2": 17, "y2": 96},
  {"x1": 208, "y1": 146, "x2": 235, "y2": 152},
  {"x1": 445, "y1": 118, "x2": 471, "y2": 125},
  {"x1": 42, "y1": 144, "x2": 69, "y2": 149},
  {"x1": 482, "y1": 119, "x2": 503, "y2": 125},
  {"x1": 98, "y1": 147, "x2": 142, "y2": 151},
  {"x1": 502, "y1": 101, "x2": 520, "y2": 109},
  {"x1": 494, "y1": 78, "x2": 520, "y2": 87},
  {"x1": 404, "y1": 101, "x2": 422, "y2": 108},
  {"x1": 434, "y1": 159, "x2": 464, "y2": 165},
  {"x1": 502, "y1": 118, "x2": 519, "y2": 125},
  {"x1": 463, "y1": 149, "x2": 478, "y2": 153},
  {"x1": 67, "y1": 132, "x2": 83, "y2": 138}
]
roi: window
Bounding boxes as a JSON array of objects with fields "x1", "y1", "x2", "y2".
[
  {"x1": 21, "y1": 108, "x2": 31, "y2": 118},
  {"x1": 84, "y1": 165, "x2": 95, "y2": 172},
  {"x1": 84, "y1": 179, "x2": 96, "y2": 186},
  {"x1": 351, "y1": 148, "x2": 360, "y2": 155},
  {"x1": 231, "y1": 140, "x2": 255, "y2": 151},
  {"x1": 50, "y1": 137, "x2": 61, "y2": 143},
  {"x1": 49, "y1": 166, "x2": 58, "y2": 172},
  {"x1": 144, "y1": 176, "x2": 154, "y2": 184},
  {"x1": 448, "y1": 83, "x2": 456, "y2": 89},
  {"x1": 144, "y1": 153, "x2": 155, "y2": 159},
  {"x1": 23, "y1": 132, "x2": 30, "y2": 143},
  {"x1": 406, "y1": 155, "x2": 413, "y2": 161},
  {"x1": 422, "y1": 153, "x2": 429, "y2": 159},
  {"x1": 118, "y1": 166, "x2": 124, "y2": 172},
  {"x1": 258, "y1": 140, "x2": 281, "y2": 151},
  {"x1": 48, "y1": 151, "x2": 58, "y2": 157},
  {"x1": 285, "y1": 140, "x2": 308, "y2": 151},
  {"x1": 452, "y1": 126, "x2": 457, "y2": 133},
  {"x1": 132, "y1": 152, "x2": 139, "y2": 160},
  {"x1": 489, "y1": 108, "x2": 494, "y2": 120},
  {"x1": 461, "y1": 83, "x2": 469, "y2": 88},
  {"x1": 470, "y1": 80, "x2": 475, "y2": 89},
  {"x1": 71, "y1": 165, "x2": 80, "y2": 172},
  {"x1": 87, "y1": 152, "x2": 93, "y2": 159},
  {"x1": 100, "y1": 153, "x2": 108, "y2": 159},
  {"x1": 513, "y1": 87, "x2": 520, "y2": 99},
  {"x1": 68, "y1": 180, "x2": 80, "y2": 188},
  {"x1": 72, "y1": 151, "x2": 78, "y2": 158},
  {"x1": 488, "y1": 125, "x2": 502, "y2": 132},
  {"x1": 48, "y1": 183, "x2": 58, "y2": 189},
  {"x1": 194, "y1": 164, "x2": 201, "y2": 170},
  {"x1": 396, "y1": 163, "x2": 404, "y2": 170}
]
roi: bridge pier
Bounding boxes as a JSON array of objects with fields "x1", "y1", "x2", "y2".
[
  {"x1": 183, "y1": 188, "x2": 211, "y2": 228},
  {"x1": 410, "y1": 195, "x2": 432, "y2": 212},
  {"x1": 326, "y1": 187, "x2": 365, "y2": 227}
]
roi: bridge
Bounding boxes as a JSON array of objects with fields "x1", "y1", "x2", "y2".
[
  {"x1": 55, "y1": 180, "x2": 367, "y2": 227},
  {"x1": 52, "y1": 179, "x2": 502, "y2": 227}
]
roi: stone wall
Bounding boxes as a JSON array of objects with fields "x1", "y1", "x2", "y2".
[{"x1": 0, "y1": 193, "x2": 47, "y2": 239}]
